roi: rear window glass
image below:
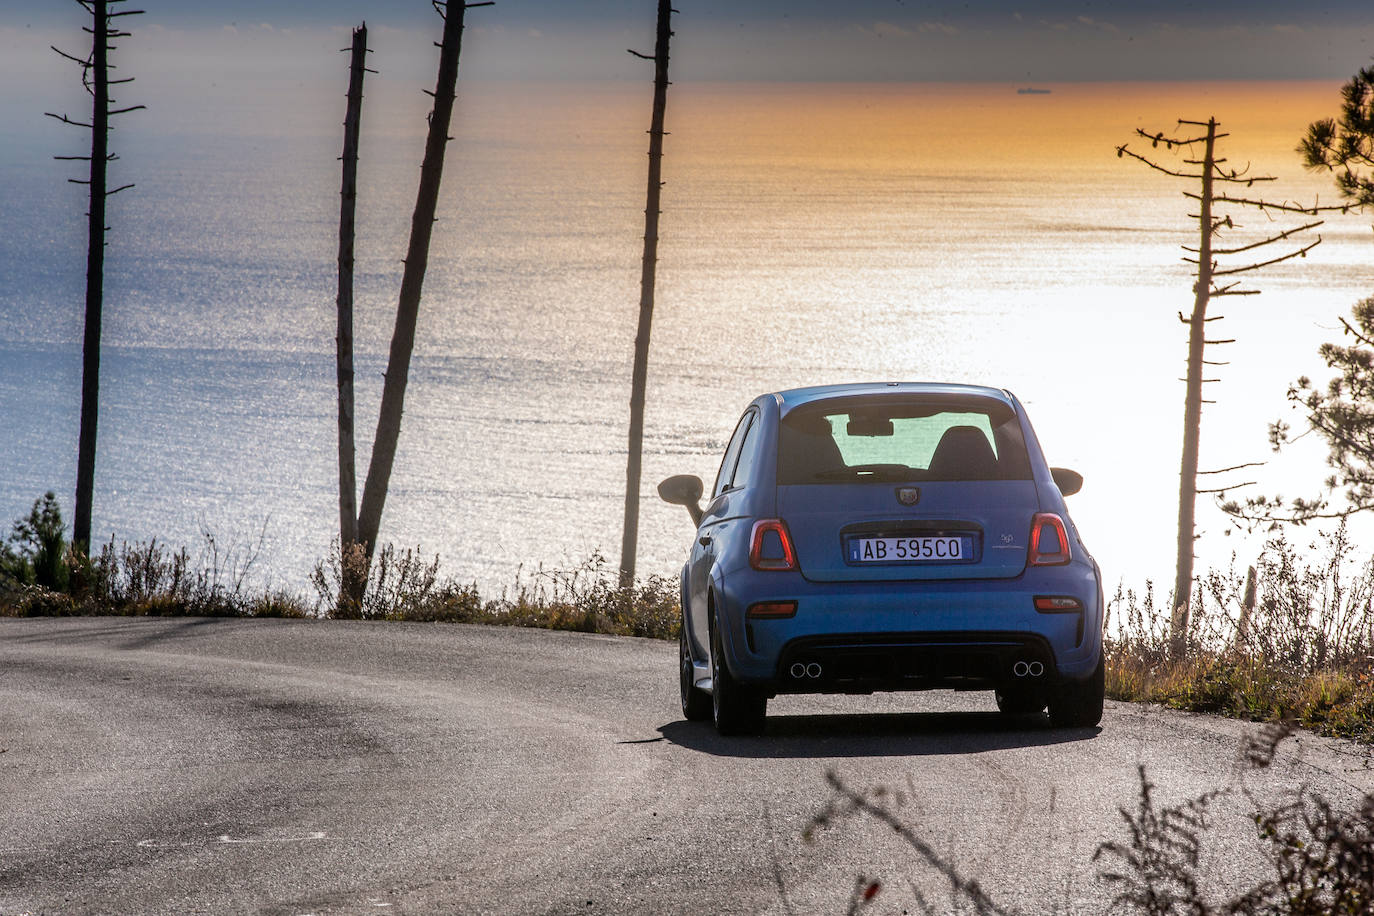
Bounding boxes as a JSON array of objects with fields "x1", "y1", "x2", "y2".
[{"x1": 777, "y1": 397, "x2": 1031, "y2": 484}]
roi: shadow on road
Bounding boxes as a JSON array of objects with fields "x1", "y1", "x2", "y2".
[
  {"x1": 657, "y1": 711, "x2": 1100, "y2": 758},
  {"x1": 0, "y1": 615, "x2": 238, "y2": 651}
]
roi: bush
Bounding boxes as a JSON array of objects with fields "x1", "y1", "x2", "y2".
[
  {"x1": 0, "y1": 497, "x2": 309, "y2": 619},
  {"x1": 809, "y1": 724, "x2": 1374, "y2": 914},
  {"x1": 1106, "y1": 523, "x2": 1374, "y2": 743},
  {"x1": 0, "y1": 492, "x2": 69, "y2": 592},
  {"x1": 310, "y1": 543, "x2": 679, "y2": 637}
]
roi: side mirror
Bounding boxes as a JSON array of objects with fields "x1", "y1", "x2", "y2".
[
  {"x1": 658, "y1": 474, "x2": 704, "y2": 527},
  {"x1": 1050, "y1": 467, "x2": 1083, "y2": 497}
]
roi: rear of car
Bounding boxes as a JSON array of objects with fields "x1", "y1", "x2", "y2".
[{"x1": 676, "y1": 382, "x2": 1104, "y2": 735}]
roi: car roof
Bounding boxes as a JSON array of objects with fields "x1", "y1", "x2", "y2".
[{"x1": 771, "y1": 382, "x2": 1015, "y2": 416}]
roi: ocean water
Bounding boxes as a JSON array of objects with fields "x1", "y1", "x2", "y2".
[{"x1": 2, "y1": 78, "x2": 1369, "y2": 597}]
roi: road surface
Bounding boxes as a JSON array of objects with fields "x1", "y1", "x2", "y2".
[{"x1": 1, "y1": 617, "x2": 1370, "y2": 914}]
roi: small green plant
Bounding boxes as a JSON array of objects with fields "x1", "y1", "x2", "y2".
[
  {"x1": 0, "y1": 492, "x2": 70, "y2": 592},
  {"x1": 0, "y1": 501, "x2": 309, "y2": 618}
]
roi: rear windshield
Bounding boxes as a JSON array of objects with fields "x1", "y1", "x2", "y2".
[{"x1": 777, "y1": 396, "x2": 1032, "y2": 484}]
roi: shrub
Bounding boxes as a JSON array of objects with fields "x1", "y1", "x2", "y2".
[
  {"x1": 808, "y1": 724, "x2": 1374, "y2": 914},
  {"x1": 0, "y1": 492, "x2": 70, "y2": 592},
  {"x1": 1105, "y1": 523, "x2": 1374, "y2": 743},
  {"x1": 310, "y1": 543, "x2": 679, "y2": 637}
]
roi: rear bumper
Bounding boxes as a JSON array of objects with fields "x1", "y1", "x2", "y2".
[
  {"x1": 716, "y1": 560, "x2": 1103, "y2": 693},
  {"x1": 776, "y1": 631, "x2": 1058, "y2": 694}
]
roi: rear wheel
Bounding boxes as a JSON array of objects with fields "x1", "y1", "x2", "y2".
[
  {"x1": 680, "y1": 621, "x2": 711, "y2": 721},
  {"x1": 711, "y1": 613, "x2": 766, "y2": 736},
  {"x1": 1048, "y1": 656, "x2": 1105, "y2": 728}
]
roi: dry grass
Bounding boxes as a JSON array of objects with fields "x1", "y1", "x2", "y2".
[
  {"x1": 309, "y1": 544, "x2": 679, "y2": 638},
  {"x1": 809, "y1": 723, "x2": 1374, "y2": 915},
  {"x1": 1106, "y1": 523, "x2": 1374, "y2": 743},
  {"x1": 4, "y1": 538, "x2": 680, "y2": 640}
]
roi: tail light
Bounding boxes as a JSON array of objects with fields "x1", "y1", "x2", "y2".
[
  {"x1": 1028, "y1": 513, "x2": 1071, "y2": 566},
  {"x1": 749, "y1": 519, "x2": 798, "y2": 571}
]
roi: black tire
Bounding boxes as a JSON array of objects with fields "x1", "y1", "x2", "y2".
[
  {"x1": 995, "y1": 689, "x2": 1046, "y2": 716},
  {"x1": 1048, "y1": 656, "x2": 1105, "y2": 728},
  {"x1": 711, "y1": 613, "x2": 766, "y2": 736},
  {"x1": 680, "y1": 620, "x2": 711, "y2": 722}
]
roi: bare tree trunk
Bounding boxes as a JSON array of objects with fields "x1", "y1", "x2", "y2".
[
  {"x1": 337, "y1": 24, "x2": 367, "y2": 610},
  {"x1": 355, "y1": 2, "x2": 473, "y2": 561},
  {"x1": 1172, "y1": 117, "x2": 1217, "y2": 656},
  {"x1": 73, "y1": 0, "x2": 110, "y2": 554},
  {"x1": 619, "y1": 0, "x2": 674, "y2": 589}
]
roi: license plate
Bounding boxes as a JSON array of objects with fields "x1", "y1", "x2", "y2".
[{"x1": 849, "y1": 536, "x2": 965, "y2": 563}]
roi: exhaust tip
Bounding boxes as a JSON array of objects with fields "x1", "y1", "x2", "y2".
[
  {"x1": 805, "y1": 662, "x2": 822, "y2": 679},
  {"x1": 790, "y1": 663, "x2": 807, "y2": 678}
]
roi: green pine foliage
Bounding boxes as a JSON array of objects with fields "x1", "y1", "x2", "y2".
[
  {"x1": 1299, "y1": 64, "x2": 1374, "y2": 207},
  {"x1": 0, "y1": 492, "x2": 69, "y2": 592},
  {"x1": 1225, "y1": 298, "x2": 1374, "y2": 524}
]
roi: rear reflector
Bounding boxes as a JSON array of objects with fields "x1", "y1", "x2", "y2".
[
  {"x1": 750, "y1": 519, "x2": 798, "y2": 571},
  {"x1": 1034, "y1": 596, "x2": 1083, "y2": 612},
  {"x1": 747, "y1": 601, "x2": 798, "y2": 619},
  {"x1": 1028, "y1": 513, "x2": 1071, "y2": 566}
]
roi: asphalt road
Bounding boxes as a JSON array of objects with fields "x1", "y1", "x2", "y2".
[{"x1": 1, "y1": 617, "x2": 1371, "y2": 915}]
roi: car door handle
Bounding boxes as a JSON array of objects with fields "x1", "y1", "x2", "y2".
[{"x1": 698, "y1": 536, "x2": 712, "y2": 547}]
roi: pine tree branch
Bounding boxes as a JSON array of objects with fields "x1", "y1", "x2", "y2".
[
  {"x1": 1337, "y1": 316, "x2": 1374, "y2": 349},
  {"x1": 1206, "y1": 221, "x2": 1324, "y2": 256},
  {"x1": 1115, "y1": 144, "x2": 1201, "y2": 179},
  {"x1": 1199, "y1": 462, "x2": 1265, "y2": 475},
  {"x1": 45, "y1": 112, "x2": 93, "y2": 128},
  {"x1": 1211, "y1": 238, "x2": 1321, "y2": 277},
  {"x1": 1182, "y1": 192, "x2": 1350, "y2": 215}
]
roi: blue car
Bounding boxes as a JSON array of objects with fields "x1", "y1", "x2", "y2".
[{"x1": 658, "y1": 382, "x2": 1104, "y2": 735}]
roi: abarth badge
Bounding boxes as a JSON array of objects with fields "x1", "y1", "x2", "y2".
[{"x1": 896, "y1": 486, "x2": 920, "y2": 506}]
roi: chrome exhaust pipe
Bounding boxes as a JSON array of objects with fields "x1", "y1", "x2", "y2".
[
  {"x1": 790, "y1": 663, "x2": 807, "y2": 678},
  {"x1": 1029, "y1": 661, "x2": 1044, "y2": 677},
  {"x1": 1013, "y1": 661, "x2": 1030, "y2": 677},
  {"x1": 806, "y1": 662, "x2": 822, "y2": 679}
]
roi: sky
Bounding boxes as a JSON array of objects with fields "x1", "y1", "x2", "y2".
[{"x1": 4, "y1": 1, "x2": 1374, "y2": 83}]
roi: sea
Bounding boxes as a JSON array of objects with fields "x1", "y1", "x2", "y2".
[{"x1": 2, "y1": 73, "x2": 1371, "y2": 602}]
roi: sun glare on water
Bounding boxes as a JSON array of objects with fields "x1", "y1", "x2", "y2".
[{"x1": 2, "y1": 77, "x2": 1369, "y2": 596}]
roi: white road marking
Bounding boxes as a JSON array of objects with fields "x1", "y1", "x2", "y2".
[
  {"x1": 136, "y1": 831, "x2": 328, "y2": 848},
  {"x1": 217, "y1": 832, "x2": 328, "y2": 844}
]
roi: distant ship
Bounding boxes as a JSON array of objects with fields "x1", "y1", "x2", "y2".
[{"x1": 1017, "y1": 87, "x2": 1052, "y2": 95}]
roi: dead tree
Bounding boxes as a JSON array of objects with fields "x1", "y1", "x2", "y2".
[
  {"x1": 46, "y1": 0, "x2": 144, "y2": 553},
  {"x1": 619, "y1": 0, "x2": 675, "y2": 589},
  {"x1": 1117, "y1": 118, "x2": 1341, "y2": 655},
  {"x1": 336, "y1": 24, "x2": 372, "y2": 611},
  {"x1": 354, "y1": 1, "x2": 491, "y2": 572}
]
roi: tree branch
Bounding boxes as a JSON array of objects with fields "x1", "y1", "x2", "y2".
[
  {"x1": 1116, "y1": 144, "x2": 1201, "y2": 179},
  {"x1": 1199, "y1": 462, "x2": 1266, "y2": 475},
  {"x1": 1211, "y1": 238, "x2": 1321, "y2": 277},
  {"x1": 1207, "y1": 220, "x2": 1324, "y2": 256},
  {"x1": 44, "y1": 112, "x2": 93, "y2": 128}
]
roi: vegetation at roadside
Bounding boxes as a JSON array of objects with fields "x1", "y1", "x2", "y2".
[
  {"x1": 7, "y1": 492, "x2": 1374, "y2": 746},
  {"x1": 808, "y1": 723, "x2": 1374, "y2": 914},
  {"x1": 0, "y1": 493, "x2": 678, "y2": 639},
  {"x1": 308, "y1": 541, "x2": 678, "y2": 638},
  {"x1": 1105, "y1": 523, "x2": 1374, "y2": 744}
]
